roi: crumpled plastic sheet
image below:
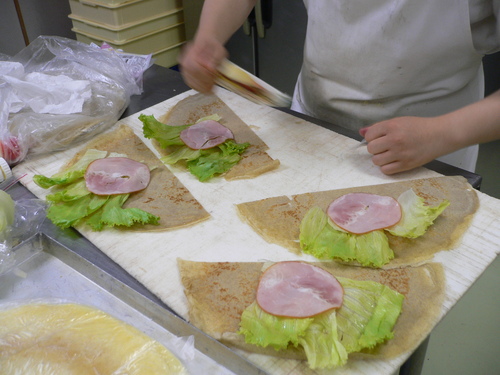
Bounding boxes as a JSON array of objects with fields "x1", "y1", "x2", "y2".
[
  {"x1": 0, "y1": 198, "x2": 47, "y2": 276},
  {"x1": 0, "y1": 36, "x2": 145, "y2": 165}
]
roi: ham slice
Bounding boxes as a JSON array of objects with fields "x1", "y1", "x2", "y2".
[
  {"x1": 180, "y1": 120, "x2": 234, "y2": 149},
  {"x1": 256, "y1": 261, "x2": 344, "y2": 318},
  {"x1": 85, "y1": 157, "x2": 150, "y2": 195},
  {"x1": 327, "y1": 193, "x2": 401, "y2": 234}
]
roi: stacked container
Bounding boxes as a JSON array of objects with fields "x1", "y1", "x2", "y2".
[{"x1": 68, "y1": 0, "x2": 186, "y2": 68}]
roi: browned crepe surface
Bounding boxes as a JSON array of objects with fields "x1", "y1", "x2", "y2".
[
  {"x1": 156, "y1": 93, "x2": 280, "y2": 180},
  {"x1": 178, "y1": 259, "x2": 446, "y2": 361},
  {"x1": 236, "y1": 176, "x2": 479, "y2": 268},
  {"x1": 63, "y1": 124, "x2": 210, "y2": 231}
]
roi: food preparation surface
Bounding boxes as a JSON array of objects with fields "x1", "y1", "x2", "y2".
[{"x1": 14, "y1": 88, "x2": 500, "y2": 374}]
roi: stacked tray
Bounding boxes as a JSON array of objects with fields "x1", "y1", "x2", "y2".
[{"x1": 68, "y1": 0, "x2": 185, "y2": 67}]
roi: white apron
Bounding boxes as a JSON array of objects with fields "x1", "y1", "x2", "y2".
[{"x1": 292, "y1": 0, "x2": 491, "y2": 172}]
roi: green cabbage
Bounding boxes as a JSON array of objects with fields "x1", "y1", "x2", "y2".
[
  {"x1": 299, "y1": 206, "x2": 394, "y2": 267},
  {"x1": 140, "y1": 114, "x2": 250, "y2": 181},
  {"x1": 34, "y1": 149, "x2": 159, "y2": 231},
  {"x1": 387, "y1": 188, "x2": 450, "y2": 238},
  {"x1": 239, "y1": 276, "x2": 404, "y2": 369}
]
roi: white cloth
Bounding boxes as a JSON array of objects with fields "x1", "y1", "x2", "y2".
[{"x1": 292, "y1": 0, "x2": 500, "y2": 172}]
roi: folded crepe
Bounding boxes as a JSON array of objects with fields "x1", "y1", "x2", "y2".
[
  {"x1": 178, "y1": 259, "x2": 445, "y2": 363},
  {"x1": 59, "y1": 124, "x2": 210, "y2": 231},
  {"x1": 236, "y1": 176, "x2": 478, "y2": 268},
  {"x1": 154, "y1": 93, "x2": 280, "y2": 180},
  {"x1": 215, "y1": 59, "x2": 292, "y2": 108}
]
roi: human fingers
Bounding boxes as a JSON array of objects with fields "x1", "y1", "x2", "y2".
[
  {"x1": 363, "y1": 117, "x2": 433, "y2": 174},
  {"x1": 359, "y1": 121, "x2": 390, "y2": 142}
]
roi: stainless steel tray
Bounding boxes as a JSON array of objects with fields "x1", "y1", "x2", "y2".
[{"x1": 0, "y1": 233, "x2": 267, "y2": 375}]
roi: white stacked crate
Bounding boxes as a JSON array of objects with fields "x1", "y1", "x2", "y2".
[{"x1": 68, "y1": 0, "x2": 186, "y2": 68}]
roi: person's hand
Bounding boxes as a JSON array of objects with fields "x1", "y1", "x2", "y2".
[
  {"x1": 178, "y1": 36, "x2": 228, "y2": 93},
  {"x1": 359, "y1": 116, "x2": 450, "y2": 175}
]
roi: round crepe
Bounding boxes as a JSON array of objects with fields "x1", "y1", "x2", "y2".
[
  {"x1": 236, "y1": 176, "x2": 479, "y2": 267},
  {"x1": 178, "y1": 259, "x2": 445, "y2": 362},
  {"x1": 156, "y1": 93, "x2": 280, "y2": 180},
  {"x1": 0, "y1": 302, "x2": 187, "y2": 374},
  {"x1": 63, "y1": 124, "x2": 210, "y2": 231}
]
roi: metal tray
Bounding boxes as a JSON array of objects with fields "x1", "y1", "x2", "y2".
[{"x1": 0, "y1": 233, "x2": 267, "y2": 375}]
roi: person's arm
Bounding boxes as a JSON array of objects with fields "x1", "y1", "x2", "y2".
[
  {"x1": 359, "y1": 89, "x2": 500, "y2": 175},
  {"x1": 179, "y1": 0, "x2": 258, "y2": 93}
]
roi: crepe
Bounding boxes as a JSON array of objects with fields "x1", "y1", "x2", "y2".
[
  {"x1": 0, "y1": 302, "x2": 187, "y2": 374},
  {"x1": 215, "y1": 59, "x2": 292, "y2": 108},
  {"x1": 236, "y1": 176, "x2": 479, "y2": 268},
  {"x1": 178, "y1": 259, "x2": 446, "y2": 362},
  {"x1": 63, "y1": 124, "x2": 210, "y2": 231},
  {"x1": 156, "y1": 92, "x2": 280, "y2": 180}
]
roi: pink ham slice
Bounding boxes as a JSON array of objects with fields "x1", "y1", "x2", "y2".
[
  {"x1": 327, "y1": 193, "x2": 401, "y2": 234},
  {"x1": 85, "y1": 157, "x2": 150, "y2": 195},
  {"x1": 180, "y1": 120, "x2": 234, "y2": 149},
  {"x1": 256, "y1": 261, "x2": 344, "y2": 318}
]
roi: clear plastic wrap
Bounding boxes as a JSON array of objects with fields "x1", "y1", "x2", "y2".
[
  {"x1": 0, "y1": 190, "x2": 47, "y2": 275},
  {"x1": 0, "y1": 300, "x2": 188, "y2": 375},
  {"x1": 0, "y1": 36, "x2": 143, "y2": 165}
]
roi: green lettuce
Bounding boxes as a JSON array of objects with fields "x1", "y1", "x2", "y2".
[
  {"x1": 139, "y1": 114, "x2": 250, "y2": 181},
  {"x1": 34, "y1": 150, "x2": 159, "y2": 231},
  {"x1": 299, "y1": 189, "x2": 450, "y2": 266},
  {"x1": 299, "y1": 206, "x2": 394, "y2": 267},
  {"x1": 33, "y1": 149, "x2": 107, "y2": 188},
  {"x1": 83, "y1": 194, "x2": 159, "y2": 231},
  {"x1": 336, "y1": 277, "x2": 404, "y2": 352},
  {"x1": 239, "y1": 301, "x2": 313, "y2": 350},
  {"x1": 298, "y1": 310, "x2": 348, "y2": 369},
  {"x1": 140, "y1": 114, "x2": 190, "y2": 148},
  {"x1": 239, "y1": 276, "x2": 404, "y2": 369},
  {"x1": 387, "y1": 188, "x2": 450, "y2": 238}
]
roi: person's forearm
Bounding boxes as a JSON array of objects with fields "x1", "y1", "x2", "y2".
[
  {"x1": 195, "y1": 0, "x2": 258, "y2": 45},
  {"x1": 442, "y1": 89, "x2": 500, "y2": 150}
]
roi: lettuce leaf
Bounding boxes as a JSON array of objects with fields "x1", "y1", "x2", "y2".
[
  {"x1": 336, "y1": 277, "x2": 404, "y2": 352},
  {"x1": 239, "y1": 301, "x2": 313, "y2": 350},
  {"x1": 186, "y1": 140, "x2": 249, "y2": 181},
  {"x1": 35, "y1": 150, "x2": 159, "y2": 231},
  {"x1": 46, "y1": 179, "x2": 90, "y2": 202},
  {"x1": 33, "y1": 149, "x2": 108, "y2": 188},
  {"x1": 298, "y1": 311, "x2": 348, "y2": 369},
  {"x1": 386, "y1": 189, "x2": 450, "y2": 238},
  {"x1": 239, "y1": 275, "x2": 404, "y2": 369},
  {"x1": 299, "y1": 207, "x2": 394, "y2": 267},
  {"x1": 140, "y1": 114, "x2": 190, "y2": 148},
  {"x1": 140, "y1": 114, "x2": 250, "y2": 181},
  {"x1": 47, "y1": 194, "x2": 109, "y2": 229},
  {"x1": 161, "y1": 146, "x2": 203, "y2": 164},
  {"x1": 82, "y1": 194, "x2": 159, "y2": 231}
]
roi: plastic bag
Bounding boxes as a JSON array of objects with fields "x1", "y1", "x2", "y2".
[
  {"x1": 0, "y1": 192, "x2": 47, "y2": 275},
  {"x1": 0, "y1": 36, "x2": 143, "y2": 165}
]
